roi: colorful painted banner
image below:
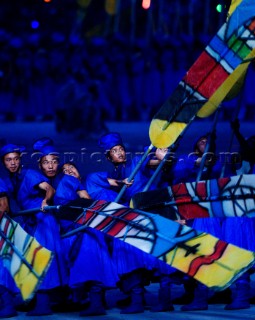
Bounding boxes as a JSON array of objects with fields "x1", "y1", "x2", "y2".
[
  {"x1": 0, "y1": 213, "x2": 53, "y2": 301},
  {"x1": 58, "y1": 198, "x2": 255, "y2": 291},
  {"x1": 149, "y1": 0, "x2": 255, "y2": 148},
  {"x1": 131, "y1": 174, "x2": 255, "y2": 220}
]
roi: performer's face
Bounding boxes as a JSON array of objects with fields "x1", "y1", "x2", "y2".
[
  {"x1": 196, "y1": 138, "x2": 207, "y2": 154},
  {"x1": 40, "y1": 155, "x2": 59, "y2": 177},
  {"x1": 109, "y1": 145, "x2": 126, "y2": 163},
  {"x1": 62, "y1": 164, "x2": 80, "y2": 179},
  {"x1": 3, "y1": 152, "x2": 21, "y2": 173}
]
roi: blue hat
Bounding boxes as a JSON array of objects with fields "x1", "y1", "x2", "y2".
[
  {"x1": 37, "y1": 145, "x2": 59, "y2": 158},
  {"x1": 0, "y1": 143, "x2": 26, "y2": 158},
  {"x1": 98, "y1": 132, "x2": 123, "y2": 151},
  {"x1": 33, "y1": 137, "x2": 54, "y2": 152}
]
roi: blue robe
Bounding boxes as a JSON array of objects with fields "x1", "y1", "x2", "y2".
[
  {"x1": 85, "y1": 158, "x2": 174, "y2": 278},
  {"x1": 85, "y1": 171, "x2": 118, "y2": 202},
  {"x1": 54, "y1": 174, "x2": 119, "y2": 289},
  {"x1": 86, "y1": 155, "x2": 157, "y2": 205},
  {"x1": 54, "y1": 174, "x2": 85, "y2": 206},
  {"x1": 109, "y1": 156, "x2": 155, "y2": 203},
  {"x1": 3, "y1": 168, "x2": 69, "y2": 290},
  {"x1": 0, "y1": 178, "x2": 8, "y2": 196}
]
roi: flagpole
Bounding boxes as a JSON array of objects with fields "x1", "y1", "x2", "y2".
[
  {"x1": 114, "y1": 144, "x2": 154, "y2": 203},
  {"x1": 196, "y1": 106, "x2": 221, "y2": 182}
]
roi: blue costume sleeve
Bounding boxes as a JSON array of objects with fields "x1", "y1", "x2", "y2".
[
  {"x1": 111, "y1": 155, "x2": 156, "y2": 202},
  {"x1": 17, "y1": 169, "x2": 49, "y2": 210},
  {"x1": 85, "y1": 154, "x2": 155, "y2": 204},
  {"x1": 0, "y1": 176, "x2": 20, "y2": 213},
  {"x1": 1, "y1": 177, "x2": 14, "y2": 195},
  {"x1": 172, "y1": 153, "x2": 223, "y2": 185},
  {"x1": 85, "y1": 171, "x2": 118, "y2": 202},
  {"x1": 172, "y1": 154, "x2": 197, "y2": 184},
  {"x1": 54, "y1": 175, "x2": 84, "y2": 205},
  {"x1": 0, "y1": 178, "x2": 8, "y2": 195}
]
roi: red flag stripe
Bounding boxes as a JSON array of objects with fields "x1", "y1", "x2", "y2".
[
  {"x1": 92, "y1": 209, "x2": 140, "y2": 234},
  {"x1": 188, "y1": 240, "x2": 228, "y2": 277}
]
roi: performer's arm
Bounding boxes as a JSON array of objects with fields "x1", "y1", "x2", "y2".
[
  {"x1": 107, "y1": 178, "x2": 134, "y2": 187},
  {"x1": 148, "y1": 148, "x2": 172, "y2": 167},
  {"x1": 38, "y1": 182, "x2": 55, "y2": 209},
  {"x1": 77, "y1": 189, "x2": 91, "y2": 199}
]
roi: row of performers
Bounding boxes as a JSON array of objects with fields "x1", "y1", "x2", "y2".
[{"x1": 0, "y1": 119, "x2": 255, "y2": 317}]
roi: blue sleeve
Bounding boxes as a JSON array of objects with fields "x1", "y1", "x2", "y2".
[
  {"x1": 118, "y1": 156, "x2": 153, "y2": 202},
  {"x1": 54, "y1": 175, "x2": 83, "y2": 205},
  {"x1": 0, "y1": 178, "x2": 8, "y2": 194},
  {"x1": 17, "y1": 169, "x2": 49, "y2": 209},
  {"x1": 85, "y1": 172, "x2": 118, "y2": 201},
  {"x1": 26, "y1": 169, "x2": 49, "y2": 186},
  {"x1": 132, "y1": 155, "x2": 150, "y2": 172},
  {"x1": 172, "y1": 155, "x2": 197, "y2": 184},
  {"x1": 85, "y1": 172, "x2": 111, "y2": 190},
  {"x1": 21, "y1": 169, "x2": 48, "y2": 196}
]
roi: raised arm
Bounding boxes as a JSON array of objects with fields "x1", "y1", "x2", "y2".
[
  {"x1": 148, "y1": 148, "x2": 169, "y2": 166},
  {"x1": 38, "y1": 181, "x2": 55, "y2": 209},
  {"x1": 77, "y1": 189, "x2": 91, "y2": 199}
]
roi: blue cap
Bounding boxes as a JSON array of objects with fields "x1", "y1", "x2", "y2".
[
  {"x1": 37, "y1": 145, "x2": 59, "y2": 158},
  {"x1": 98, "y1": 132, "x2": 123, "y2": 151},
  {"x1": 0, "y1": 143, "x2": 26, "y2": 158},
  {"x1": 33, "y1": 137, "x2": 54, "y2": 152}
]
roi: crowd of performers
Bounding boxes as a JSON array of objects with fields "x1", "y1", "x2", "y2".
[{"x1": 0, "y1": 119, "x2": 255, "y2": 318}]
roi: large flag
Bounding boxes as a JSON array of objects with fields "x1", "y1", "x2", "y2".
[
  {"x1": 0, "y1": 212, "x2": 53, "y2": 301},
  {"x1": 149, "y1": 0, "x2": 255, "y2": 148},
  {"x1": 131, "y1": 174, "x2": 255, "y2": 220},
  {"x1": 56, "y1": 199, "x2": 255, "y2": 291}
]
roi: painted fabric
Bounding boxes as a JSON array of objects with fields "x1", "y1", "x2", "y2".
[
  {"x1": 131, "y1": 174, "x2": 255, "y2": 220},
  {"x1": 0, "y1": 212, "x2": 53, "y2": 301},
  {"x1": 57, "y1": 199, "x2": 255, "y2": 291},
  {"x1": 149, "y1": 0, "x2": 255, "y2": 148}
]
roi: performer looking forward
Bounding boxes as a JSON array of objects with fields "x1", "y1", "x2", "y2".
[{"x1": 0, "y1": 143, "x2": 68, "y2": 316}]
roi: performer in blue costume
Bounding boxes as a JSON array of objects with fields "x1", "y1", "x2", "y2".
[
  {"x1": 86, "y1": 132, "x2": 175, "y2": 314},
  {"x1": 0, "y1": 144, "x2": 27, "y2": 220},
  {"x1": 54, "y1": 162, "x2": 91, "y2": 205},
  {"x1": 220, "y1": 119, "x2": 255, "y2": 310},
  {"x1": 33, "y1": 138, "x2": 119, "y2": 317},
  {"x1": 55, "y1": 161, "x2": 119, "y2": 316},
  {"x1": 171, "y1": 134, "x2": 224, "y2": 311},
  {"x1": 0, "y1": 177, "x2": 18, "y2": 318},
  {"x1": 33, "y1": 137, "x2": 64, "y2": 190},
  {"x1": 173, "y1": 134, "x2": 222, "y2": 184},
  {"x1": 0, "y1": 143, "x2": 68, "y2": 317},
  {"x1": 86, "y1": 132, "x2": 166, "y2": 204}
]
